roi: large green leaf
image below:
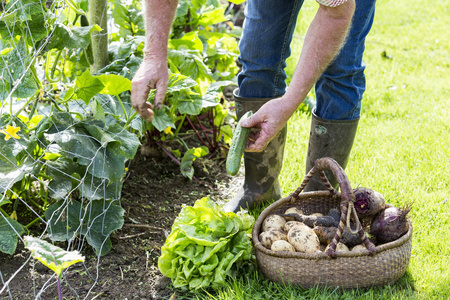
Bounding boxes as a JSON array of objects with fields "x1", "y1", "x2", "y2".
[
  {"x1": 97, "y1": 74, "x2": 132, "y2": 95},
  {"x1": 44, "y1": 200, "x2": 83, "y2": 242},
  {"x1": 168, "y1": 49, "x2": 212, "y2": 82},
  {"x1": 0, "y1": 161, "x2": 25, "y2": 193},
  {"x1": 47, "y1": 157, "x2": 123, "y2": 201},
  {"x1": 35, "y1": 112, "x2": 74, "y2": 136},
  {"x1": 107, "y1": 123, "x2": 140, "y2": 159},
  {"x1": 197, "y1": 7, "x2": 227, "y2": 26},
  {"x1": 177, "y1": 97, "x2": 204, "y2": 115},
  {"x1": 152, "y1": 108, "x2": 176, "y2": 132},
  {"x1": 0, "y1": 217, "x2": 25, "y2": 255},
  {"x1": 112, "y1": 3, "x2": 145, "y2": 37},
  {"x1": 166, "y1": 73, "x2": 198, "y2": 94},
  {"x1": 48, "y1": 24, "x2": 102, "y2": 50},
  {"x1": 75, "y1": 70, "x2": 105, "y2": 104},
  {"x1": 0, "y1": 0, "x2": 49, "y2": 42},
  {"x1": 82, "y1": 200, "x2": 124, "y2": 256},
  {"x1": 24, "y1": 236, "x2": 84, "y2": 277},
  {"x1": 45, "y1": 200, "x2": 124, "y2": 256},
  {"x1": 46, "y1": 124, "x2": 127, "y2": 182},
  {"x1": 0, "y1": 38, "x2": 38, "y2": 98},
  {"x1": 169, "y1": 32, "x2": 203, "y2": 53}
]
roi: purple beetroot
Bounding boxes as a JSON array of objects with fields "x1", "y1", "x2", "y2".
[
  {"x1": 353, "y1": 187, "x2": 386, "y2": 217},
  {"x1": 370, "y1": 205, "x2": 411, "y2": 244}
]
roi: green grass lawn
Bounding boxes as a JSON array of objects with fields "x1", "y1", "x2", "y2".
[{"x1": 200, "y1": 0, "x2": 449, "y2": 299}]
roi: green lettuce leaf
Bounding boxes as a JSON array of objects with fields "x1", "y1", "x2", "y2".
[{"x1": 158, "y1": 197, "x2": 254, "y2": 291}]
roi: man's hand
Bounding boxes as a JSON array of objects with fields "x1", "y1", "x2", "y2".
[
  {"x1": 131, "y1": 0, "x2": 178, "y2": 122},
  {"x1": 131, "y1": 56, "x2": 169, "y2": 122},
  {"x1": 240, "y1": 97, "x2": 295, "y2": 152}
]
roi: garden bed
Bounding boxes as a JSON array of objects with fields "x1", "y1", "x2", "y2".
[{"x1": 0, "y1": 150, "x2": 238, "y2": 300}]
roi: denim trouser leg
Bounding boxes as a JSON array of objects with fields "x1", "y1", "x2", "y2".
[
  {"x1": 238, "y1": 0, "x2": 377, "y2": 120},
  {"x1": 237, "y1": 0, "x2": 305, "y2": 98},
  {"x1": 315, "y1": 0, "x2": 377, "y2": 120}
]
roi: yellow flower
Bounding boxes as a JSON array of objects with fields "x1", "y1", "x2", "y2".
[
  {"x1": 0, "y1": 125, "x2": 21, "y2": 140},
  {"x1": 10, "y1": 211, "x2": 17, "y2": 221},
  {"x1": 164, "y1": 127, "x2": 173, "y2": 135}
]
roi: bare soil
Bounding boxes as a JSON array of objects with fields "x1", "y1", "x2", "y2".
[{"x1": 0, "y1": 148, "x2": 240, "y2": 300}]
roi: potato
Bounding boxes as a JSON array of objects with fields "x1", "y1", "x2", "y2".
[
  {"x1": 259, "y1": 229, "x2": 287, "y2": 249},
  {"x1": 351, "y1": 245, "x2": 367, "y2": 252},
  {"x1": 262, "y1": 214, "x2": 286, "y2": 232},
  {"x1": 287, "y1": 225, "x2": 320, "y2": 253},
  {"x1": 271, "y1": 240, "x2": 295, "y2": 252},
  {"x1": 325, "y1": 242, "x2": 350, "y2": 252},
  {"x1": 284, "y1": 221, "x2": 307, "y2": 232},
  {"x1": 283, "y1": 207, "x2": 303, "y2": 221},
  {"x1": 311, "y1": 212, "x2": 324, "y2": 217}
]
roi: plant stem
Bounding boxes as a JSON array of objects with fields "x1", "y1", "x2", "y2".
[
  {"x1": 155, "y1": 141, "x2": 200, "y2": 183},
  {"x1": 186, "y1": 117, "x2": 208, "y2": 148},
  {"x1": 0, "y1": 207, "x2": 9, "y2": 218},
  {"x1": 57, "y1": 275, "x2": 62, "y2": 300},
  {"x1": 174, "y1": 114, "x2": 186, "y2": 137},
  {"x1": 116, "y1": 95, "x2": 129, "y2": 122},
  {"x1": 124, "y1": 111, "x2": 138, "y2": 129},
  {"x1": 195, "y1": 115, "x2": 213, "y2": 149},
  {"x1": 25, "y1": 215, "x2": 45, "y2": 229}
]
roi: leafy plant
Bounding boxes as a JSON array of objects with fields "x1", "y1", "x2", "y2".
[
  {"x1": 158, "y1": 197, "x2": 254, "y2": 291},
  {"x1": 0, "y1": 0, "x2": 245, "y2": 256},
  {"x1": 24, "y1": 236, "x2": 85, "y2": 300}
]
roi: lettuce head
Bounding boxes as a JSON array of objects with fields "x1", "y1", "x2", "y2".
[{"x1": 158, "y1": 197, "x2": 254, "y2": 291}]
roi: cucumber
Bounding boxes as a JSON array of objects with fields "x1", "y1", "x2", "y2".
[{"x1": 226, "y1": 111, "x2": 253, "y2": 176}]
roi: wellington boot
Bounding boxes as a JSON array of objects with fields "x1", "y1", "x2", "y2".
[
  {"x1": 304, "y1": 111, "x2": 359, "y2": 191},
  {"x1": 223, "y1": 91, "x2": 286, "y2": 213}
]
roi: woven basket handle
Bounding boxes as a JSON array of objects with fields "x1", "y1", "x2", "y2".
[{"x1": 292, "y1": 157, "x2": 377, "y2": 258}]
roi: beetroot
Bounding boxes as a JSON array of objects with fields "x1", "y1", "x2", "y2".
[
  {"x1": 353, "y1": 187, "x2": 386, "y2": 217},
  {"x1": 370, "y1": 206, "x2": 410, "y2": 244}
]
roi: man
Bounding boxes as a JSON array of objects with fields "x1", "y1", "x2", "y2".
[{"x1": 131, "y1": 0, "x2": 377, "y2": 212}]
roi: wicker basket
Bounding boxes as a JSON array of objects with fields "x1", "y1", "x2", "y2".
[{"x1": 252, "y1": 158, "x2": 412, "y2": 289}]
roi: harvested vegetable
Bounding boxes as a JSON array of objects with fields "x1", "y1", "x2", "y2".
[
  {"x1": 284, "y1": 207, "x2": 303, "y2": 221},
  {"x1": 287, "y1": 225, "x2": 320, "y2": 253},
  {"x1": 281, "y1": 213, "x2": 338, "y2": 228},
  {"x1": 370, "y1": 205, "x2": 411, "y2": 244},
  {"x1": 259, "y1": 229, "x2": 287, "y2": 249},
  {"x1": 351, "y1": 245, "x2": 366, "y2": 251},
  {"x1": 284, "y1": 221, "x2": 306, "y2": 232},
  {"x1": 314, "y1": 224, "x2": 365, "y2": 248},
  {"x1": 271, "y1": 240, "x2": 295, "y2": 252},
  {"x1": 313, "y1": 226, "x2": 337, "y2": 245},
  {"x1": 326, "y1": 242, "x2": 349, "y2": 252},
  {"x1": 226, "y1": 111, "x2": 253, "y2": 176},
  {"x1": 341, "y1": 225, "x2": 364, "y2": 248},
  {"x1": 158, "y1": 197, "x2": 254, "y2": 291},
  {"x1": 262, "y1": 214, "x2": 286, "y2": 232},
  {"x1": 327, "y1": 208, "x2": 341, "y2": 224},
  {"x1": 353, "y1": 187, "x2": 386, "y2": 217}
]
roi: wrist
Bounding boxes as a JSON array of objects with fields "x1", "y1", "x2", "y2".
[{"x1": 143, "y1": 47, "x2": 168, "y2": 60}]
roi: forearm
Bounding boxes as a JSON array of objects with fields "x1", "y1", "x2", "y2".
[
  {"x1": 284, "y1": 1, "x2": 355, "y2": 110},
  {"x1": 143, "y1": 0, "x2": 178, "y2": 59}
]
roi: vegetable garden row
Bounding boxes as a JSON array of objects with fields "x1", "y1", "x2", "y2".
[{"x1": 0, "y1": 0, "x2": 252, "y2": 298}]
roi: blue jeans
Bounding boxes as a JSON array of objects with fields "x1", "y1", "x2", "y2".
[{"x1": 237, "y1": 0, "x2": 377, "y2": 120}]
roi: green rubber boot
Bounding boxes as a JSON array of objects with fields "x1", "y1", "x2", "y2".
[
  {"x1": 304, "y1": 111, "x2": 359, "y2": 191},
  {"x1": 223, "y1": 91, "x2": 287, "y2": 213}
]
